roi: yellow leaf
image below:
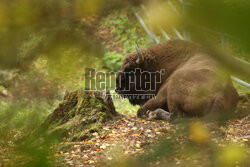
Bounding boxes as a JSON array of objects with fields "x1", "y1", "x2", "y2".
[
  {"x1": 88, "y1": 140, "x2": 94, "y2": 144},
  {"x1": 132, "y1": 133, "x2": 140, "y2": 137},
  {"x1": 144, "y1": 1, "x2": 181, "y2": 31},
  {"x1": 217, "y1": 144, "x2": 246, "y2": 166},
  {"x1": 75, "y1": 0, "x2": 101, "y2": 17},
  {"x1": 189, "y1": 121, "x2": 209, "y2": 144},
  {"x1": 228, "y1": 128, "x2": 234, "y2": 133}
]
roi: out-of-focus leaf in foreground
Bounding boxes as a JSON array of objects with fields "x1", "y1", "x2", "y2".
[{"x1": 188, "y1": 0, "x2": 250, "y2": 52}]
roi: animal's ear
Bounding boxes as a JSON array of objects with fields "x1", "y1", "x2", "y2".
[{"x1": 135, "y1": 44, "x2": 144, "y2": 64}]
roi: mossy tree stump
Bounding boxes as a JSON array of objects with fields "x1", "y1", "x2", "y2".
[{"x1": 36, "y1": 89, "x2": 118, "y2": 141}]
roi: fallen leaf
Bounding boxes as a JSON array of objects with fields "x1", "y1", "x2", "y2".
[{"x1": 135, "y1": 143, "x2": 140, "y2": 148}]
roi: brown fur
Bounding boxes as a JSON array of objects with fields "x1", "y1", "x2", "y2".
[{"x1": 116, "y1": 40, "x2": 239, "y2": 117}]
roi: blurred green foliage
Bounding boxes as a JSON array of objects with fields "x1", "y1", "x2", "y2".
[
  {"x1": 0, "y1": 0, "x2": 249, "y2": 166},
  {"x1": 99, "y1": 10, "x2": 152, "y2": 72},
  {"x1": 101, "y1": 10, "x2": 152, "y2": 54},
  {"x1": 101, "y1": 52, "x2": 123, "y2": 72},
  {"x1": 188, "y1": 0, "x2": 250, "y2": 52},
  {"x1": 0, "y1": 1, "x2": 142, "y2": 166},
  {"x1": 0, "y1": 100, "x2": 52, "y2": 141},
  {"x1": 186, "y1": 0, "x2": 250, "y2": 80}
]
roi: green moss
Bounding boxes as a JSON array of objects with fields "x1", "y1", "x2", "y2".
[
  {"x1": 34, "y1": 89, "x2": 117, "y2": 141},
  {"x1": 48, "y1": 121, "x2": 72, "y2": 137},
  {"x1": 69, "y1": 122, "x2": 102, "y2": 141},
  {"x1": 88, "y1": 122, "x2": 102, "y2": 133}
]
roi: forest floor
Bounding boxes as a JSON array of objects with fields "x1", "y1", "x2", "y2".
[
  {"x1": 0, "y1": 108, "x2": 249, "y2": 167},
  {"x1": 55, "y1": 114, "x2": 249, "y2": 167}
]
